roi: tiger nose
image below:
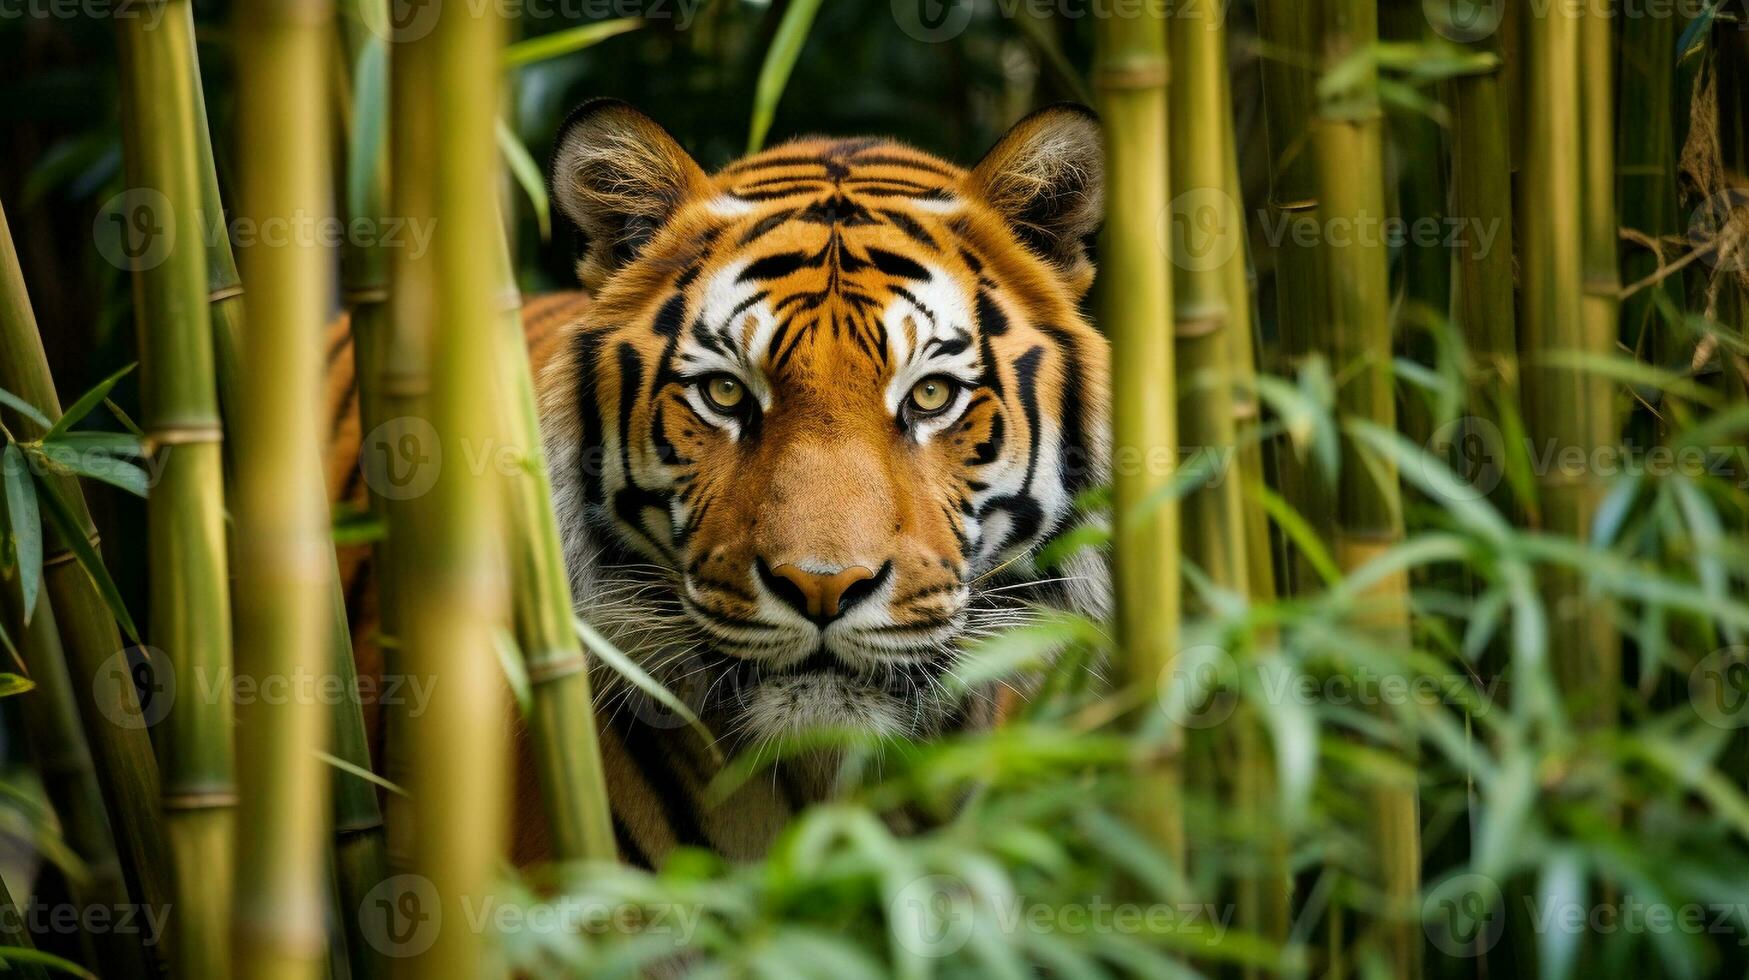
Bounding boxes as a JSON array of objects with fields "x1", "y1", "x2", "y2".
[{"x1": 757, "y1": 560, "x2": 888, "y2": 624}]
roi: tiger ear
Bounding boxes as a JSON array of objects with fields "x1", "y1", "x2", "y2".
[
  {"x1": 963, "y1": 103, "x2": 1104, "y2": 296},
  {"x1": 549, "y1": 99, "x2": 712, "y2": 292}
]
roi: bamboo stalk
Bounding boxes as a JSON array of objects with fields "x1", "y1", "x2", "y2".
[
  {"x1": 230, "y1": 0, "x2": 336, "y2": 972},
  {"x1": 377, "y1": 0, "x2": 439, "y2": 883},
  {"x1": 1616, "y1": 15, "x2": 1684, "y2": 369},
  {"x1": 1313, "y1": 1, "x2": 1420, "y2": 972},
  {"x1": 1519, "y1": 0, "x2": 1618, "y2": 725},
  {"x1": 115, "y1": 3, "x2": 235, "y2": 972},
  {"x1": 1171, "y1": 6, "x2": 1249, "y2": 606},
  {"x1": 1094, "y1": 3, "x2": 1182, "y2": 869},
  {"x1": 1445, "y1": 1, "x2": 1518, "y2": 484},
  {"x1": 326, "y1": 9, "x2": 394, "y2": 975},
  {"x1": 489, "y1": 231, "x2": 616, "y2": 862},
  {"x1": 1254, "y1": 0, "x2": 1335, "y2": 595},
  {"x1": 397, "y1": 3, "x2": 511, "y2": 975},
  {"x1": 0, "y1": 201, "x2": 148, "y2": 980},
  {"x1": 1214, "y1": 15, "x2": 1292, "y2": 961},
  {"x1": 177, "y1": 7, "x2": 390, "y2": 972}
]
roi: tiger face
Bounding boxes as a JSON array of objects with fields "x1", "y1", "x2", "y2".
[{"x1": 541, "y1": 101, "x2": 1110, "y2": 751}]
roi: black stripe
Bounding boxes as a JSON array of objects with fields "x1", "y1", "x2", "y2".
[
  {"x1": 613, "y1": 716, "x2": 712, "y2": 848},
  {"x1": 866, "y1": 246, "x2": 930, "y2": 281},
  {"x1": 738, "y1": 251, "x2": 812, "y2": 282}
]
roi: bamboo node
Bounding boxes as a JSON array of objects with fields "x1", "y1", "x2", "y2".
[
  {"x1": 528, "y1": 652, "x2": 588, "y2": 683},
  {"x1": 148, "y1": 423, "x2": 224, "y2": 447},
  {"x1": 1173, "y1": 312, "x2": 1227, "y2": 339},
  {"x1": 44, "y1": 530, "x2": 102, "y2": 566},
  {"x1": 344, "y1": 285, "x2": 391, "y2": 304},
  {"x1": 162, "y1": 789, "x2": 239, "y2": 810},
  {"x1": 208, "y1": 283, "x2": 245, "y2": 304}
]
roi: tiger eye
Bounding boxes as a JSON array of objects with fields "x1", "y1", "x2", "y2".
[
  {"x1": 909, "y1": 377, "x2": 954, "y2": 414},
  {"x1": 703, "y1": 375, "x2": 745, "y2": 411}
]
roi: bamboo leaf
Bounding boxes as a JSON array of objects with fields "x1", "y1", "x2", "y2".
[
  {"x1": 574, "y1": 615, "x2": 717, "y2": 752},
  {"x1": 28, "y1": 468, "x2": 137, "y2": 642},
  {"x1": 501, "y1": 18, "x2": 641, "y2": 68},
  {"x1": 0, "y1": 387, "x2": 52, "y2": 431},
  {"x1": 746, "y1": 0, "x2": 825, "y2": 153},
  {"x1": 42, "y1": 431, "x2": 144, "y2": 457},
  {"x1": 329, "y1": 504, "x2": 386, "y2": 546},
  {"x1": 1536, "y1": 850, "x2": 1587, "y2": 980},
  {"x1": 41, "y1": 363, "x2": 135, "y2": 441},
  {"x1": 497, "y1": 118, "x2": 550, "y2": 241},
  {"x1": 0, "y1": 946, "x2": 98, "y2": 980},
  {"x1": 3, "y1": 444, "x2": 41, "y2": 624},
  {"x1": 1248, "y1": 482, "x2": 1340, "y2": 586},
  {"x1": 314, "y1": 749, "x2": 407, "y2": 798},
  {"x1": 33, "y1": 445, "x2": 149, "y2": 498},
  {"x1": 492, "y1": 628, "x2": 533, "y2": 720},
  {"x1": 0, "y1": 673, "x2": 35, "y2": 697}
]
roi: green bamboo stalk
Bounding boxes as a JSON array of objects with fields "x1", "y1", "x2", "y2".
[
  {"x1": 115, "y1": 3, "x2": 235, "y2": 973},
  {"x1": 177, "y1": 7, "x2": 390, "y2": 972},
  {"x1": 397, "y1": 4, "x2": 511, "y2": 975},
  {"x1": 1215, "y1": 16, "x2": 1292, "y2": 961},
  {"x1": 1255, "y1": 0, "x2": 1335, "y2": 595},
  {"x1": 1518, "y1": 0, "x2": 1618, "y2": 725},
  {"x1": 1313, "y1": 1, "x2": 1420, "y2": 973},
  {"x1": 1094, "y1": 4, "x2": 1182, "y2": 869},
  {"x1": 1444, "y1": 1, "x2": 1518, "y2": 461},
  {"x1": 489, "y1": 230, "x2": 615, "y2": 863},
  {"x1": 0, "y1": 204, "x2": 147, "y2": 980},
  {"x1": 377, "y1": 0, "x2": 439, "y2": 883},
  {"x1": 326, "y1": 10, "x2": 394, "y2": 976},
  {"x1": 230, "y1": 0, "x2": 337, "y2": 973},
  {"x1": 1171, "y1": 6, "x2": 1249, "y2": 607},
  {"x1": 1616, "y1": 15, "x2": 1684, "y2": 368}
]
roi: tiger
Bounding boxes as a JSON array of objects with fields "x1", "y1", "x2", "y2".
[{"x1": 327, "y1": 99, "x2": 1112, "y2": 866}]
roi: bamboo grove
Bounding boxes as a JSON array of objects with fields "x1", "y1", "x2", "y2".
[{"x1": 0, "y1": 0, "x2": 1746, "y2": 977}]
